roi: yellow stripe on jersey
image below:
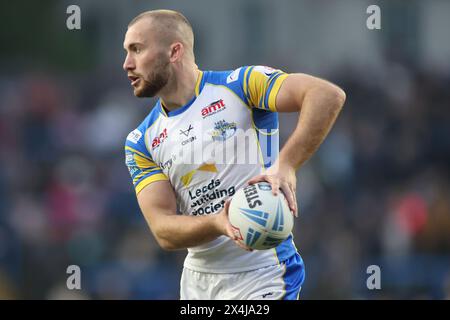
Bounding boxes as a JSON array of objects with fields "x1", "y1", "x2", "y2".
[
  {"x1": 195, "y1": 70, "x2": 204, "y2": 97},
  {"x1": 247, "y1": 68, "x2": 267, "y2": 108},
  {"x1": 133, "y1": 167, "x2": 163, "y2": 182},
  {"x1": 133, "y1": 152, "x2": 158, "y2": 169},
  {"x1": 135, "y1": 173, "x2": 169, "y2": 195},
  {"x1": 244, "y1": 66, "x2": 288, "y2": 112},
  {"x1": 125, "y1": 145, "x2": 167, "y2": 193},
  {"x1": 267, "y1": 74, "x2": 288, "y2": 112},
  {"x1": 159, "y1": 104, "x2": 168, "y2": 117}
]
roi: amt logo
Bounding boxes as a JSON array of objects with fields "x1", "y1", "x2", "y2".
[
  {"x1": 152, "y1": 128, "x2": 168, "y2": 150},
  {"x1": 201, "y1": 99, "x2": 226, "y2": 118}
]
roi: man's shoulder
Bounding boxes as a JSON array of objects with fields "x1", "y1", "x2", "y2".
[
  {"x1": 203, "y1": 66, "x2": 249, "y2": 86},
  {"x1": 124, "y1": 102, "x2": 162, "y2": 150},
  {"x1": 201, "y1": 67, "x2": 251, "y2": 106}
]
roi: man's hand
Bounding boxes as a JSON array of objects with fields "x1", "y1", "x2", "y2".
[
  {"x1": 215, "y1": 200, "x2": 253, "y2": 252},
  {"x1": 247, "y1": 161, "x2": 298, "y2": 217},
  {"x1": 244, "y1": 74, "x2": 345, "y2": 219}
]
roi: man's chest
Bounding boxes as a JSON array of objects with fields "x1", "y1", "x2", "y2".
[{"x1": 146, "y1": 87, "x2": 253, "y2": 178}]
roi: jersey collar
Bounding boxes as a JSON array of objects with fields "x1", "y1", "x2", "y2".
[{"x1": 159, "y1": 70, "x2": 204, "y2": 117}]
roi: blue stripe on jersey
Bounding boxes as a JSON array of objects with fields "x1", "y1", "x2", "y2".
[
  {"x1": 275, "y1": 234, "x2": 296, "y2": 262},
  {"x1": 202, "y1": 69, "x2": 250, "y2": 106},
  {"x1": 264, "y1": 72, "x2": 282, "y2": 110},
  {"x1": 265, "y1": 130, "x2": 274, "y2": 169},
  {"x1": 202, "y1": 70, "x2": 225, "y2": 85},
  {"x1": 252, "y1": 108, "x2": 278, "y2": 131},
  {"x1": 244, "y1": 66, "x2": 255, "y2": 105},
  {"x1": 144, "y1": 104, "x2": 163, "y2": 129},
  {"x1": 238, "y1": 67, "x2": 250, "y2": 106},
  {"x1": 258, "y1": 91, "x2": 265, "y2": 109},
  {"x1": 281, "y1": 253, "x2": 305, "y2": 300},
  {"x1": 251, "y1": 109, "x2": 279, "y2": 168}
]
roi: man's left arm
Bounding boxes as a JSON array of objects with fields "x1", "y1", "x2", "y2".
[{"x1": 248, "y1": 73, "x2": 346, "y2": 216}]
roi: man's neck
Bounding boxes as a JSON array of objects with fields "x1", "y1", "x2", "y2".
[{"x1": 159, "y1": 64, "x2": 200, "y2": 111}]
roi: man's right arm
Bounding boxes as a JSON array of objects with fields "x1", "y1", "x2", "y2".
[{"x1": 137, "y1": 180, "x2": 240, "y2": 250}]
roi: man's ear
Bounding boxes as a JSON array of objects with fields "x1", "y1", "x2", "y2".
[{"x1": 169, "y1": 42, "x2": 184, "y2": 62}]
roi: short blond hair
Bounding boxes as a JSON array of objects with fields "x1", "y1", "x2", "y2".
[{"x1": 128, "y1": 9, "x2": 194, "y2": 52}]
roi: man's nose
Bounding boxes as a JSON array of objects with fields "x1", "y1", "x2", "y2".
[{"x1": 123, "y1": 54, "x2": 135, "y2": 71}]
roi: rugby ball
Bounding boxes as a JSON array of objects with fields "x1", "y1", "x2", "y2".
[{"x1": 228, "y1": 182, "x2": 294, "y2": 250}]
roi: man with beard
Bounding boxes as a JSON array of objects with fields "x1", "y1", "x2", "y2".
[{"x1": 123, "y1": 9, "x2": 346, "y2": 300}]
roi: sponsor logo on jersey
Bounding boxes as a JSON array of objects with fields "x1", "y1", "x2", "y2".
[
  {"x1": 152, "y1": 128, "x2": 168, "y2": 150},
  {"x1": 179, "y1": 124, "x2": 193, "y2": 137},
  {"x1": 182, "y1": 135, "x2": 197, "y2": 146},
  {"x1": 201, "y1": 99, "x2": 226, "y2": 118},
  {"x1": 128, "y1": 167, "x2": 139, "y2": 176},
  {"x1": 126, "y1": 129, "x2": 142, "y2": 144},
  {"x1": 254, "y1": 66, "x2": 277, "y2": 78},
  {"x1": 125, "y1": 152, "x2": 134, "y2": 166},
  {"x1": 210, "y1": 120, "x2": 237, "y2": 141},
  {"x1": 179, "y1": 124, "x2": 196, "y2": 145},
  {"x1": 226, "y1": 68, "x2": 241, "y2": 83},
  {"x1": 189, "y1": 178, "x2": 236, "y2": 216},
  {"x1": 160, "y1": 154, "x2": 177, "y2": 171},
  {"x1": 125, "y1": 150, "x2": 139, "y2": 176}
]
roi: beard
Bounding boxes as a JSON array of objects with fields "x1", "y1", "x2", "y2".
[{"x1": 134, "y1": 54, "x2": 170, "y2": 98}]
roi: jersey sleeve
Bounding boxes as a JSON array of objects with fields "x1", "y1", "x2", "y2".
[
  {"x1": 241, "y1": 65, "x2": 289, "y2": 112},
  {"x1": 124, "y1": 128, "x2": 168, "y2": 195}
]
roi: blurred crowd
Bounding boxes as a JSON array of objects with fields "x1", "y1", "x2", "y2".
[
  {"x1": 0, "y1": 61, "x2": 449, "y2": 299},
  {"x1": 291, "y1": 61, "x2": 450, "y2": 299}
]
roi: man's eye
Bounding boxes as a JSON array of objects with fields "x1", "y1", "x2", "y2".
[{"x1": 135, "y1": 48, "x2": 141, "y2": 53}]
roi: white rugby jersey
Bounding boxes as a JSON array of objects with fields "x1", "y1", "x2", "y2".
[{"x1": 125, "y1": 66, "x2": 300, "y2": 273}]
